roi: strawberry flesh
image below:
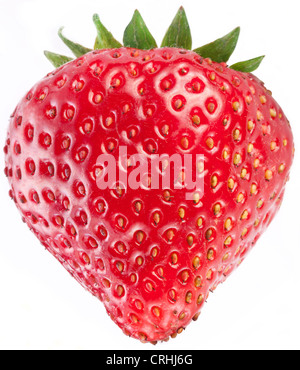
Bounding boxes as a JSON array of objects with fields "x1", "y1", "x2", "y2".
[{"x1": 4, "y1": 48, "x2": 294, "y2": 342}]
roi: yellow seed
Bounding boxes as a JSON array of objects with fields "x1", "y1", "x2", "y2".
[
  {"x1": 207, "y1": 249, "x2": 214, "y2": 260},
  {"x1": 223, "y1": 149, "x2": 230, "y2": 160},
  {"x1": 192, "y1": 115, "x2": 201, "y2": 126},
  {"x1": 181, "y1": 270, "x2": 189, "y2": 283},
  {"x1": 257, "y1": 199, "x2": 264, "y2": 209},
  {"x1": 241, "y1": 228, "x2": 248, "y2": 238},
  {"x1": 193, "y1": 312, "x2": 201, "y2": 321},
  {"x1": 187, "y1": 235, "x2": 194, "y2": 246},
  {"x1": 283, "y1": 139, "x2": 288, "y2": 147},
  {"x1": 134, "y1": 201, "x2": 142, "y2": 213},
  {"x1": 241, "y1": 210, "x2": 249, "y2": 220},
  {"x1": 174, "y1": 99, "x2": 183, "y2": 110},
  {"x1": 232, "y1": 101, "x2": 240, "y2": 111},
  {"x1": 185, "y1": 291, "x2": 193, "y2": 304},
  {"x1": 211, "y1": 175, "x2": 218, "y2": 188},
  {"x1": 136, "y1": 231, "x2": 145, "y2": 244},
  {"x1": 236, "y1": 193, "x2": 244, "y2": 203},
  {"x1": 161, "y1": 124, "x2": 169, "y2": 136},
  {"x1": 223, "y1": 253, "x2": 230, "y2": 262},
  {"x1": 245, "y1": 95, "x2": 252, "y2": 104},
  {"x1": 139, "y1": 333, "x2": 147, "y2": 341},
  {"x1": 130, "y1": 274, "x2": 137, "y2": 283},
  {"x1": 228, "y1": 178, "x2": 235, "y2": 190},
  {"x1": 223, "y1": 117, "x2": 229, "y2": 126},
  {"x1": 197, "y1": 160, "x2": 204, "y2": 174},
  {"x1": 136, "y1": 256, "x2": 143, "y2": 266},
  {"x1": 151, "y1": 247, "x2": 158, "y2": 258},
  {"x1": 116, "y1": 285, "x2": 124, "y2": 297},
  {"x1": 130, "y1": 313, "x2": 139, "y2": 323},
  {"x1": 270, "y1": 108, "x2": 277, "y2": 118},
  {"x1": 206, "y1": 270, "x2": 213, "y2": 280},
  {"x1": 260, "y1": 95, "x2": 267, "y2": 104},
  {"x1": 193, "y1": 192, "x2": 201, "y2": 204},
  {"x1": 224, "y1": 265, "x2": 232, "y2": 275},
  {"x1": 233, "y1": 129, "x2": 240, "y2": 141},
  {"x1": 257, "y1": 110, "x2": 263, "y2": 121},
  {"x1": 181, "y1": 137, "x2": 189, "y2": 149},
  {"x1": 209, "y1": 72, "x2": 216, "y2": 81},
  {"x1": 247, "y1": 143, "x2": 254, "y2": 153},
  {"x1": 178, "y1": 207, "x2": 185, "y2": 219},
  {"x1": 171, "y1": 252, "x2": 178, "y2": 265},
  {"x1": 247, "y1": 120, "x2": 255, "y2": 132},
  {"x1": 194, "y1": 276, "x2": 202, "y2": 288},
  {"x1": 213, "y1": 203, "x2": 221, "y2": 215},
  {"x1": 241, "y1": 168, "x2": 247, "y2": 179},
  {"x1": 179, "y1": 312, "x2": 186, "y2": 320},
  {"x1": 116, "y1": 261, "x2": 124, "y2": 272},
  {"x1": 197, "y1": 294, "x2": 204, "y2": 305},
  {"x1": 224, "y1": 218, "x2": 232, "y2": 231},
  {"x1": 177, "y1": 327, "x2": 184, "y2": 334},
  {"x1": 253, "y1": 158, "x2": 260, "y2": 169},
  {"x1": 270, "y1": 141, "x2": 277, "y2": 151},
  {"x1": 117, "y1": 217, "x2": 125, "y2": 229},
  {"x1": 234, "y1": 246, "x2": 241, "y2": 256},
  {"x1": 254, "y1": 219, "x2": 260, "y2": 227},
  {"x1": 205, "y1": 228, "x2": 213, "y2": 241},
  {"x1": 166, "y1": 229, "x2": 175, "y2": 241},
  {"x1": 192, "y1": 256, "x2": 201, "y2": 270},
  {"x1": 153, "y1": 212, "x2": 160, "y2": 225},
  {"x1": 152, "y1": 307, "x2": 161, "y2": 317},
  {"x1": 197, "y1": 217, "x2": 204, "y2": 228},
  {"x1": 250, "y1": 183, "x2": 258, "y2": 195},
  {"x1": 206, "y1": 137, "x2": 214, "y2": 149},
  {"x1": 224, "y1": 236, "x2": 232, "y2": 246},
  {"x1": 265, "y1": 169, "x2": 273, "y2": 181},
  {"x1": 163, "y1": 190, "x2": 172, "y2": 202},
  {"x1": 207, "y1": 102, "x2": 215, "y2": 113},
  {"x1": 278, "y1": 164, "x2": 285, "y2": 173},
  {"x1": 234, "y1": 153, "x2": 242, "y2": 166}
]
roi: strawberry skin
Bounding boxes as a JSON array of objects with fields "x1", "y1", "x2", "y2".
[{"x1": 4, "y1": 47, "x2": 294, "y2": 343}]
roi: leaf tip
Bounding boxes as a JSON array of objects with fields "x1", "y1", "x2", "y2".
[
  {"x1": 93, "y1": 13, "x2": 99, "y2": 22},
  {"x1": 133, "y1": 9, "x2": 141, "y2": 18},
  {"x1": 230, "y1": 55, "x2": 266, "y2": 73}
]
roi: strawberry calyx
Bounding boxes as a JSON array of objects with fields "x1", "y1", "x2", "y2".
[
  {"x1": 93, "y1": 14, "x2": 122, "y2": 49},
  {"x1": 44, "y1": 6, "x2": 265, "y2": 73},
  {"x1": 123, "y1": 10, "x2": 157, "y2": 50},
  {"x1": 161, "y1": 6, "x2": 192, "y2": 50}
]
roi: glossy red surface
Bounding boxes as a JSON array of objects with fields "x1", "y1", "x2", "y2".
[{"x1": 4, "y1": 48, "x2": 294, "y2": 342}]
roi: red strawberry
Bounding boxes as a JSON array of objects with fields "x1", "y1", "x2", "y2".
[{"x1": 4, "y1": 8, "x2": 294, "y2": 343}]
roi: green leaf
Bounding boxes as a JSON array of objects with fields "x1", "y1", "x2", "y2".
[
  {"x1": 161, "y1": 6, "x2": 192, "y2": 49},
  {"x1": 44, "y1": 50, "x2": 73, "y2": 68},
  {"x1": 93, "y1": 14, "x2": 122, "y2": 49},
  {"x1": 123, "y1": 10, "x2": 157, "y2": 50},
  {"x1": 193, "y1": 27, "x2": 240, "y2": 63},
  {"x1": 230, "y1": 56, "x2": 265, "y2": 72},
  {"x1": 58, "y1": 27, "x2": 92, "y2": 58}
]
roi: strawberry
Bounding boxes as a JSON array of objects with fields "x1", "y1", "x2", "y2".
[{"x1": 4, "y1": 7, "x2": 294, "y2": 343}]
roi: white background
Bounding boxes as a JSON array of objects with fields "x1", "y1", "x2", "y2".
[{"x1": 0, "y1": 0, "x2": 300, "y2": 350}]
